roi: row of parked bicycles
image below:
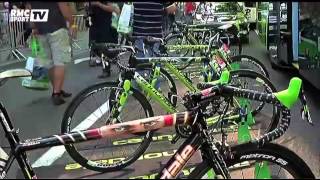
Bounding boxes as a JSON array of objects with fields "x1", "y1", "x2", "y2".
[{"x1": 0, "y1": 21, "x2": 316, "y2": 179}]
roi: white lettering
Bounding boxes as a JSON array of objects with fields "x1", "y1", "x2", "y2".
[
  {"x1": 161, "y1": 145, "x2": 195, "y2": 178},
  {"x1": 16, "y1": 9, "x2": 24, "y2": 17},
  {"x1": 30, "y1": 10, "x2": 49, "y2": 22},
  {"x1": 10, "y1": 9, "x2": 17, "y2": 16},
  {"x1": 24, "y1": 10, "x2": 30, "y2": 17}
]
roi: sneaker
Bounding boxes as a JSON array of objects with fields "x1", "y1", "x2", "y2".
[
  {"x1": 89, "y1": 59, "x2": 97, "y2": 67},
  {"x1": 51, "y1": 93, "x2": 66, "y2": 106},
  {"x1": 89, "y1": 58, "x2": 102, "y2": 67},
  {"x1": 61, "y1": 90, "x2": 72, "y2": 98}
]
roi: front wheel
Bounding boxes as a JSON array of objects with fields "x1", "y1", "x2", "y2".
[
  {"x1": 189, "y1": 143, "x2": 315, "y2": 179},
  {"x1": 229, "y1": 55, "x2": 270, "y2": 78},
  {"x1": 165, "y1": 33, "x2": 190, "y2": 58},
  {"x1": 61, "y1": 81, "x2": 154, "y2": 172}
]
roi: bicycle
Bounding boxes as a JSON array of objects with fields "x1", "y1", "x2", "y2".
[
  {"x1": 124, "y1": 35, "x2": 270, "y2": 114},
  {"x1": 137, "y1": 27, "x2": 268, "y2": 79},
  {"x1": 165, "y1": 20, "x2": 242, "y2": 57},
  {"x1": 61, "y1": 41, "x2": 279, "y2": 172},
  {"x1": 124, "y1": 32, "x2": 269, "y2": 81},
  {"x1": 0, "y1": 68, "x2": 314, "y2": 179}
]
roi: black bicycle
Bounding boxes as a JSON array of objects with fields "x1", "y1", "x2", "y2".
[{"x1": 0, "y1": 68, "x2": 314, "y2": 179}]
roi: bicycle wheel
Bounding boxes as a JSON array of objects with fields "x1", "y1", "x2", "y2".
[
  {"x1": 229, "y1": 55, "x2": 270, "y2": 78},
  {"x1": 189, "y1": 143, "x2": 315, "y2": 179},
  {"x1": 201, "y1": 70, "x2": 279, "y2": 144},
  {"x1": 136, "y1": 64, "x2": 178, "y2": 115},
  {"x1": 177, "y1": 70, "x2": 279, "y2": 139},
  {"x1": 61, "y1": 81, "x2": 154, "y2": 172},
  {"x1": 165, "y1": 33, "x2": 190, "y2": 58},
  {"x1": 228, "y1": 70, "x2": 280, "y2": 137},
  {"x1": 230, "y1": 69, "x2": 277, "y2": 117}
]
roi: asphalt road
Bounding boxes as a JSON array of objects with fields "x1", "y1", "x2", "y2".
[{"x1": 0, "y1": 31, "x2": 318, "y2": 178}]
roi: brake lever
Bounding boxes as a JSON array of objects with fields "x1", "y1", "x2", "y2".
[{"x1": 299, "y1": 88, "x2": 314, "y2": 126}]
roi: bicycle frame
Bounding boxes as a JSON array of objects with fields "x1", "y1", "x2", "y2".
[
  {"x1": 0, "y1": 91, "x2": 230, "y2": 179},
  {"x1": 0, "y1": 72, "x2": 306, "y2": 179},
  {"x1": 116, "y1": 56, "x2": 240, "y2": 126},
  {"x1": 0, "y1": 95, "x2": 209, "y2": 180}
]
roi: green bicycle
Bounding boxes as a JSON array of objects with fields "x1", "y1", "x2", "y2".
[
  {"x1": 165, "y1": 21, "x2": 242, "y2": 57},
  {"x1": 61, "y1": 43, "x2": 279, "y2": 172}
]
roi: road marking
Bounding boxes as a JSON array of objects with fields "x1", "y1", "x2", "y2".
[
  {"x1": 74, "y1": 57, "x2": 90, "y2": 64},
  {"x1": 32, "y1": 100, "x2": 110, "y2": 168}
]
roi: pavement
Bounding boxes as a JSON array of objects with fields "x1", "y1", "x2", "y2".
[{"x1": 0, "y1": 31, "x2": 318, "y2": 178}]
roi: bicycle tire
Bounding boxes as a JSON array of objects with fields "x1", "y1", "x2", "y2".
[
  {"x1": 176, "y1": 70, "x2": 279, "y2": 138},
  {"x1": 164, "y1": 33, "x2": 190, "y2": 58},
  {"x1": 189, "y1": 143, "x2": 315, "y2": 179},
  {"x1": 230, "y1": 70, "x2": 279, "y2": 132},
  {"x1": 229, "y1": 55, "x2": 270, "y2": 78},
  {"x1": 61, "y1": 81, "x2": 154, "y2": 172},
  {"x1": 136, "y1": 63, "x2": 178, "y2": 108}
]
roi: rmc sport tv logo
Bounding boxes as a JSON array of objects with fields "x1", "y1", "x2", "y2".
[{"x1": 9, "y1": 9, "x2": 49, "y2": 22}]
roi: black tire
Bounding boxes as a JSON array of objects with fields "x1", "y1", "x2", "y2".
[
  {"x1": 229, "y1": 55, "x2": 270, "y2": 78},
  {"x1": 230, "y1": 70, "x2": 279, "y2": 132},
  {"x1": 61, "y1": 81, "x2": 154, "y2": 172},
  {"x1": 164, "y1": 33, "x2": 190, "y2": 58},
  {"x1": 177, "y1": 70, "x2": 279, "y2": 139},
  {"x1": 136, "y1": 63, "x2": 178, "y2": 108},
  {"x1": 189, "y1": 143, "x2": 315, "y2": 179}
]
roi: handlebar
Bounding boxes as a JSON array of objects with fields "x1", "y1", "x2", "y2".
[{"x1": 188, "y1": 76, "x2": 310, "y2": 147}]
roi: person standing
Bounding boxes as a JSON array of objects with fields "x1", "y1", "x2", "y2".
[
  {"x1": 87, "y1": 1, "x2": 120, "y2": 70},
  {"x1": 185, "y1": 2, "x2": 196, "y2": 24},
  {"x1": 132, "y1": 1, "x2": 176, "y2": 58},
  {"x1": 131, "y1": 2, "x2": 176, "y2": 91},
  {"x1": 27, "y1": 2, "x2": 76, "y2": 105}
]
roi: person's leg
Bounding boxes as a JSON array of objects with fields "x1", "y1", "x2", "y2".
[
  {"x1": 49, "y1": 66, "x2": 64, "y2": 93},
  {"x1": 131, "y1": 39, "x2": 147, "y2": 90},
  {"x1": 134, "y1": 39, "x2": 146, "y2": 58},
  {"x1": 48, "y1": 28, "x2": 72, "y2": 105},
  {"x1": 89, "y1": 27, "x2": 102, "y2": 66},
  {"x1": 99, "y1": 27, "x2": 118, "y2": 78},
  {"x1": 151, "y1": 42, "x2": 162, "y2": 90}
]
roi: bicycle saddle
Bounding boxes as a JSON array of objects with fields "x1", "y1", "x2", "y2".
[
  {"x1": 91, "y1": 43, "x2": 123, "y2": 59},
  {"x1": 0, "y1": 69, "x2": 31, "y2": 86},
  {"x1": 91, "y1": 43, "x2": 119, "y2": 50},
  {"x1": 128, "y1": 36, "x2": 164, "y2": 45}
]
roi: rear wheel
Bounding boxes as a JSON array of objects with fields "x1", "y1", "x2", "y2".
[
  {"x1": 178, "y1": 70, "x2": 279, "y2": 140},
  {"x1": 189, "y1": 143, "x2": 315, "y2": 179},
  {"x1": 229, "y1": 70, "x2": 279, "y2": 133},
  {"x1": 61, "y1": 82, "x2": 154, "y2": 172},
  {"x1": 165, "y1": 33, "x2": 190, "y2": 57},
  {"x1": 229, "y1": 55, "x2": 269, "y2": 78}
]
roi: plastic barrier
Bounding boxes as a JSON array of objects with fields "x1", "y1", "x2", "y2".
[
  {"x1": 71, "y1": 14, "x2": 89, "y2": 56},
  {"x1": 0, "y1": 9, "x2": 27, "y2": 62}
]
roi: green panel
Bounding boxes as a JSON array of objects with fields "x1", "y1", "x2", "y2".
[
  {"x1": 255, "y1": 162, "x2": 271, "y2": 179},
  {"x1": 299, "y1": 39, "x2": 319, "y2": 59},
  {"x1": 256, "y1": 2, "x2": 269, "y2": 47}
]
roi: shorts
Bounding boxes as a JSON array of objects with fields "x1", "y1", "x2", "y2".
[{"x1": 36, "y1": 28, "x2": 72, "y2": 68}]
